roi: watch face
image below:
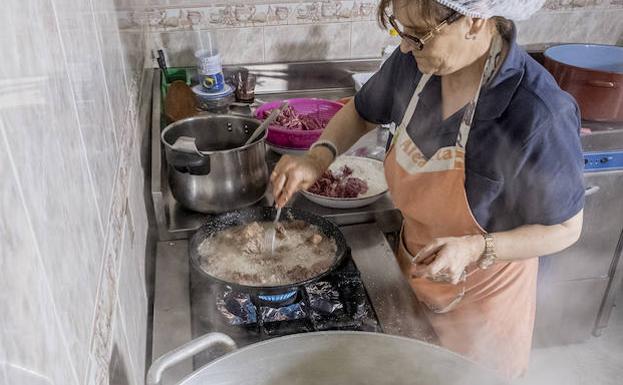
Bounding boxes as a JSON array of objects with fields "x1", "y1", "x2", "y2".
[{"x1": 478, "y1": 255, "x2": 495, "y2": 270}]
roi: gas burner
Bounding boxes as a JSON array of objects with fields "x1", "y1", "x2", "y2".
[
  {"x1": 255, "y1": 290, "x2": 299, "y2": 307},
  {"x1": 215, "y1": 286, "x2": 308, "y2": 325},
  {"x1": 190, "y1": 254, "x2": 382, "y2": 360},
  {"x1": 214, "y1": 273, "x2": 373, "y2": 327}
]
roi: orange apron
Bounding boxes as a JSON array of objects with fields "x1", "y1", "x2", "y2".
[{"x1": 384, "y1": 36, "x2": 538, "y2": 378}]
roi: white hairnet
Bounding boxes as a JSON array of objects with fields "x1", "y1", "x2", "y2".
[{"x1": 436, "y1": 0, "x2": 545, "y2": 20}]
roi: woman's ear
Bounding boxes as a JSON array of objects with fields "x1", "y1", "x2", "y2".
[{"x1": 467, "y1": 17, "x2": 489, "y2": 38}]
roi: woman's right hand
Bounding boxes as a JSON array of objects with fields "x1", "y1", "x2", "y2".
[{"x1": 270, "y1": 150, "x2": 330, "y2": 208}]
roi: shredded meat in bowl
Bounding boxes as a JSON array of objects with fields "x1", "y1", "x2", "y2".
[{"x1": 308, "y1": 165, "x2": 368, "y2": 198}]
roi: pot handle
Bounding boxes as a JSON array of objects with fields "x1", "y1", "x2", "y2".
[
  {"x1": 168, "y1": 136, "x2": 211, "y2": 175},
  {"x1": 587, "y1": 80, "x2": 616, "y2": 88},
  {"x1": 146, "y1": 332, "x2": 237, "y2": 385}
]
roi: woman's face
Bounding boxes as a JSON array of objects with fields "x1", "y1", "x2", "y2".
[{"x1": 393, "y1": 2, "x2": 477, "y2": 75}]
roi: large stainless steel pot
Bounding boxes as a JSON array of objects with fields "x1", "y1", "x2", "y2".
[
  {"x1": 161, "y1": 115, "x2": 269, "y2": 213},
  {"x1": 147, "y1": 331, "x2": 505, "y2": 385}
]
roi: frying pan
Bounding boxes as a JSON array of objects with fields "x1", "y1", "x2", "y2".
[{"x1": 189, "y1": 207, "x2": 348, "y2": 295}]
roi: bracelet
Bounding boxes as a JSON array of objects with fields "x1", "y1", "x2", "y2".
[{"x1": 310, "y1": 140, "x2": 338, "y2": 161}]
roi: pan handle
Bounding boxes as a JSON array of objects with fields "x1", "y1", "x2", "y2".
[
  {"x1": 586, "y1": 80, "x2": 616, "y2": 88},
  {"x1": 146, "y1": 333, "x2": 237, "y2": 385}
]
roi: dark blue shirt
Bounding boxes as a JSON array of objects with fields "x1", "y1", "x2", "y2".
[{"x1": 355, "y1": 31, "x2": 585, "y2": 232}]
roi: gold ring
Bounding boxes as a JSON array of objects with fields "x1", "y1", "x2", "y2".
[
  {"x1": 459, "y1": 269, "x2": 467, "y2": 282},
  {"x1": 430, "y1": 272, "x2": 451, "y2": 283}
]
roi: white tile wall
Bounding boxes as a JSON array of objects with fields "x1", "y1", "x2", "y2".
[
  {"x1": 516, "y1": 8, "x2": 623, "y2": 45},
  {"x1": 111, "y1": 303, "x2": 140, "y2": 385},
  {"x1": 138, "y1": 0, "x2": 623, "y2": 67},
  {"x1": 1, "y1": 0, "x2": 103, "y2": 376},
  {"x1": 0, "y1": 363, "x2": 7, "y2": 384},
  {"x1": 264, "y1": 23, "x2": 351, "y2": 62},
  {"x1": 55, "y1": 0, "x2": 120, "y2": 233},
  {"x1": 0, "y1": 1, "x2": 150, "y2": 385},
  {"x1": 93, "y1": 4, "x2": 132, "y2": 143},
  {"x1": 117, "y1": 193, "x2": 148, "y2": 385},
  {"x1": 0, "y1": 121, "x2": 79, "y2": 385},
  {"x1": 351, "y1": 20, "x2": 398, "y2": 58},
  {"x1": 3, "y1": 365, "x2": 55, "y2": 385},
  {"x1": 127, "y1": 149, "x2": 150, "y2": 299}
]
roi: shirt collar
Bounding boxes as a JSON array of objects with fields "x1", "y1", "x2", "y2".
[
  {"x1": 476, "y1": 23, "x2": 525, "y2": 120},
  {"x1": 413, "y1": 23, "x2": 525, "y2": 121}
]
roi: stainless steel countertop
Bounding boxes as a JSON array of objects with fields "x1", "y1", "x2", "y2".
[
  {"x1": 163, "y1": 190, "x2": 398, "y2": 240},
  {"x1": 226, "y1": 59, "x2": 381, "y2": 96},
  {"x1": 581, "y1": 126, "x2": 623, "y2": 152},
  {"x1": 151, "y1": 222, "x2": 435, "y2": 385}
]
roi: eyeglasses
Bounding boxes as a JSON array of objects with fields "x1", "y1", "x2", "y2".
[{"x1": 386, "y1": 11, "x2": 462, "y2": 51}]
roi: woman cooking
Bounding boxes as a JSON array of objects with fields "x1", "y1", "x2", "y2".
[{"x1": 271, "y1": 0, "x2": 585, "y2": 379}]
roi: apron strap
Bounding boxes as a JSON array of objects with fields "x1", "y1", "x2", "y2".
[
  {"x1": 396, "y1": 73, "x2": 432, "y2": 138},
  {"x1": 393, "y1": 34, "x2": 504, "y2": 151},
  {"x1": 388, "y1": 73, "x2": 431, "y2": 152},
  {"x1": 457, "y1": 34, "x2": 504, "y2": 148}
]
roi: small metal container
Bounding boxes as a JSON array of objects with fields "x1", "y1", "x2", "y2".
[
  {"x1": 192, "y1": 84, "x2": 235, "y2": 113},
  {"x1": 161, "y1": 115, "x2": 268, "y2": 213}
]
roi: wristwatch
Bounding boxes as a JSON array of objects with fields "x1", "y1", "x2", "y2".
[{"x1": 477, "y1": 233, "x2": 497, "y2": 269}]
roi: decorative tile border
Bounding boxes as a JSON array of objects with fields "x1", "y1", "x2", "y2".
[
  {"x1": 543, "y1": 0, "x2": 617, "y2": 11},
  {"x1": 119, "y1": 1, "x2": 379, "y2": 31},
  {"x1": 119, "y1": 0, "x2": 623, "y2": 32},
  {"x1": 87, "y1": 76, "x2": 143, "y2": 385}
]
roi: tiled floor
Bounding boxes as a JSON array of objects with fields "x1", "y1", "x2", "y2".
[{"x1": 517, "y1": 297, "x2": 623, "y2": 385}]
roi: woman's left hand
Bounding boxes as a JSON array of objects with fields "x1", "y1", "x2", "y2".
[{"x1": 411, "y1": 235, "x2": 485, "y2": 285}]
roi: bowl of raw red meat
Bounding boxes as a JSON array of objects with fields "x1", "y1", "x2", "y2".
[
  {"x1": 255, "y1": 98, "x2": 343, "y2": 149},
  {"x1": 300, "y1": 156, "x2": 389, "y2": 209}
]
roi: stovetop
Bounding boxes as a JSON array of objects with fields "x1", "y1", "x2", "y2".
[{"x1": 190, "y1": 251, "x2": 381, "y2": 366}]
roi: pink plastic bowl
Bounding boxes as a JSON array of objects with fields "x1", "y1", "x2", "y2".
[{"x1": 255, "y1": 98, "x2": 343, "y2": 149}]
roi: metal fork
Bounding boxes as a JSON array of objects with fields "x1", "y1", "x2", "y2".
[{"x1": 264, "y1": 206, "x2": 282, "y2": 255}]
